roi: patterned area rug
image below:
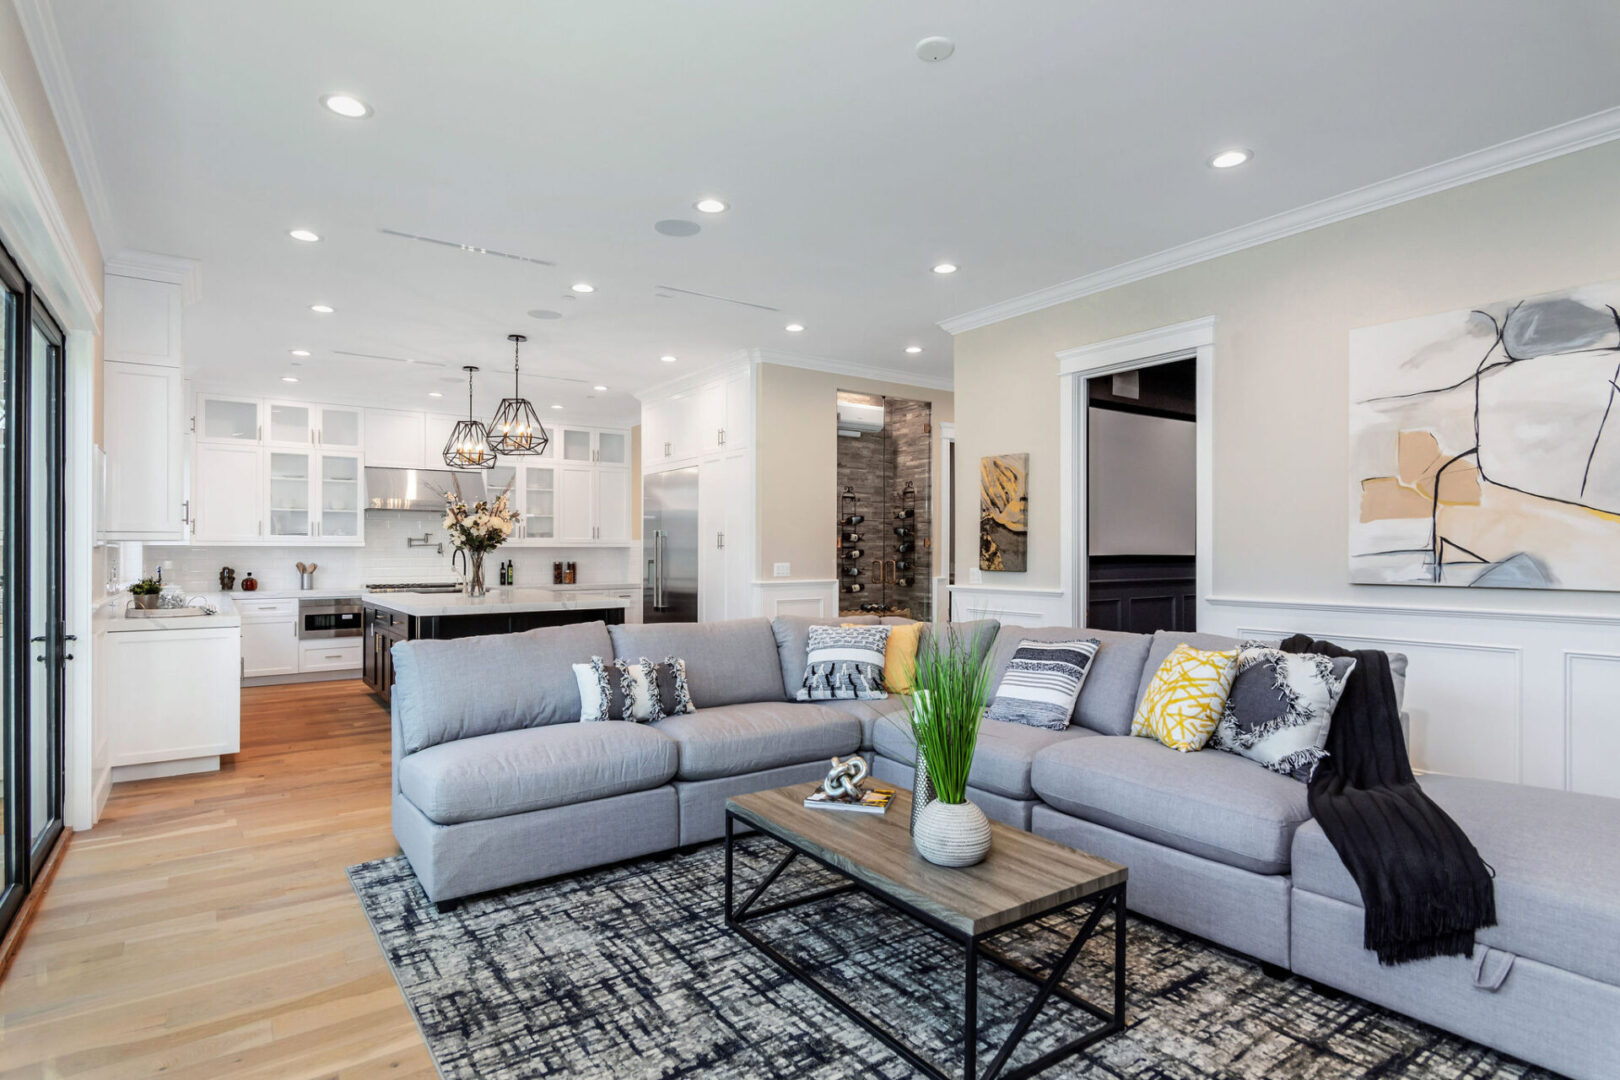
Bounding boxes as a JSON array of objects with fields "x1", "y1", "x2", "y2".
[{"x1": 348, "y1": 839, "x2": 1555, "y2": 1079}]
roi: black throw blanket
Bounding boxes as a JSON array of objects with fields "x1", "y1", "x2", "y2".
[{"x1": 1281, "y1": 634, "x2": 1495, "y2": 966}]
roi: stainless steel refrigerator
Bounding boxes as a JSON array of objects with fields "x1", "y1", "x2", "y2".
[{"x1": 642, "y1": 467, "x2": 699, "y2": 623}]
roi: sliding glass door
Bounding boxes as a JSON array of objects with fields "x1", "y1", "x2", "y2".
[{"x1": 0, "y1": 236, "x2": 67, "y2": 940}]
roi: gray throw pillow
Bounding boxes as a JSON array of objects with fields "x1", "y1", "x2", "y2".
[
  {"x1": 797, "y1": 624, "x2": 891, "y2": 701},
  {"x1": 1210, "y1": 647, "x2": 1357, "y2": 782}
]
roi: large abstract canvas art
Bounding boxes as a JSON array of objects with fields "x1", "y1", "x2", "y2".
[
  {"x1": 1349, "y1": 280, "x2": 1620, "y2": 590},
  {"x1": 979, "y1": 453, "x2": 1028, "y2": 572}
]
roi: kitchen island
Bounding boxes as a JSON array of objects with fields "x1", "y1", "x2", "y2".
[{"x1": 361, "y1": 587, "x2": 631, "y2": 701}]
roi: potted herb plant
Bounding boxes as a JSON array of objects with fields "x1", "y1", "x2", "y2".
[
  {"x1": 906, "y1": 626, "x2": 995, "y2": 867},
  {"x1": 130, "y1": 576, "x2": 163, "y2": 610}
]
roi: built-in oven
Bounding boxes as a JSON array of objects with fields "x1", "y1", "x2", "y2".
[{"x1": 299, "y1": 597, "x2": 362, "y2": 639}]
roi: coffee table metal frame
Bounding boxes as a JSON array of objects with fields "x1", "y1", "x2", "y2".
[{"x1": 723, "y1": 809, "x2": 1127, "y2": 1080}]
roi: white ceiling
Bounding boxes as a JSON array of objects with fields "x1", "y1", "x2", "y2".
[{"x1": 40, "y1": 0, "x2": 1620, "y2": 425}]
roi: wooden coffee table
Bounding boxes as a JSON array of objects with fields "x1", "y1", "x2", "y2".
[{"x1": 725, "y1": 783, "x2": 1128, "y2": 1080}]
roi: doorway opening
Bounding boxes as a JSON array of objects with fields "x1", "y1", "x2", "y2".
[
  {"x1": 835, "y1": 391, "x2": 932, "y2": 620},
  {"x1": 1084, "y1": 358, "x2": 1197, "y2": 633}
]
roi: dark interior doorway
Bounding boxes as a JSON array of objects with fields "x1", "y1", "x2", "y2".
[{"x1": 1085, "y1": 358, "x2": 1197, "y2": 633}]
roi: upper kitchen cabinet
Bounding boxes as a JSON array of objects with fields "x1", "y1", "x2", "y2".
[
  {"x1": 640, "y1": 363, "x2": 755, "y2": 470},
  {"x1": 422, "y1": 412, "x2": 463, "y2": 468},
  {"x1": 102, "y1": 272, "x2": 186, "y2": 540},
  {"x1": 559, "y1": 426, "x2": 629, "y2": 465},
  {"x1": 316, "y1": 405, "x2": 362, "y2": 449},
  {"x1": 197, "y1": 395, "x2": 262, "y2": 442},
  {"x1": 363, "y1": 408, "x2": 426, "y2": 467},
  {"x1": 192, "y1": 443, "x2": 261, "y2": 542},
  {"x1": 261, "y1": 401, "x2": 364, "y2": 449}
]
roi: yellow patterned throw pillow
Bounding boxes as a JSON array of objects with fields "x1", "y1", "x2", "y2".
[{"x1": 1133, "y1": 644, "x2": 1240, "y2": 752}]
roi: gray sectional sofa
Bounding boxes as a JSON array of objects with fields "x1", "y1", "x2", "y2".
[{"x1": 389, "y1": 614, "x2": 1619, "y2": 1080}]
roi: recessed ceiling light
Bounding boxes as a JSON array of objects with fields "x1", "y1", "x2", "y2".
[
  {"x1": 785, "y1": 323, "x2": 805, "y2": 333},
  {"x1": 550, "y1": 403, "x2": 564, "y2": 410},
  {"x1": 281, "y1": 376, "x2": 299, "y2": 383},
  {"x1": 694, "y1": 197, "x2": 728, "y2": 214},
  {"x1": 310, "y1": 304, "x2": 334, "y2": 314},
  {"x1": 320, "y1": 93, "x2": 372, "y2": 119},
  {"x1": 915, "y1": 36, "x2": 955, "y2": 62},
  {"x1": 288, "y1": 228, "x2": 321, "y2": 243},
  {"x1": 428, "y1": 391, "x2": 443, "y2": 398},
  {"x1": 660, "y1": 355, "x2": 678, "y2": 363},
  {"x1": 289, "y1": 348, "x2": 311, "y2": 357},
  {"x1": 593, "y1": 384, "x2": 608, "y2": 391},
  {"x1": 571, "y1": 282, "x2": 595, "y2": 293},
  {"x1": 1209, "y1": 148, "x2": 1253, "y2": 169},
  {"x1": 932, "y1": 263, "x2": 958, "y2": 275},
  {"x1": 905, "y1": 345, "x2": 923, "y2": 354}
]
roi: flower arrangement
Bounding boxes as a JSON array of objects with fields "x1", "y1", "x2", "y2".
[{"x1": 441, "y1": 487, "x2": 516, "y2": 596}]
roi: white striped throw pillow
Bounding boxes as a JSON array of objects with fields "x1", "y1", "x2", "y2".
[
  {"x1": 796, "y1": 624, "x2": 891, "y2": 701},
  {"x1": 985, "y1": 638, "x2": 1101, "y2": 730}
]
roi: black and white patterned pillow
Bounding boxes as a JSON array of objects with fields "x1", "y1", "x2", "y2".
[
  {"x1": 1210, "y1": 647, "x2": 1357, "y2": 782},
  {"x1": 985, "y1": 638, "x2": 1101, "y2": 730},
  {"x1": 614, "y1": 657, "x2": 697, "y2": 721},
  {"x1": 572, "y1": 656, "x2": 625, "y2": 721},
  {"x1": 796, "y1": 624, "x2": 891, "y2": 701}
]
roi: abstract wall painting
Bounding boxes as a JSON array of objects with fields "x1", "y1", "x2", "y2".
[
  {"x1": 1349, "y1": 280, "x2": 1620, "y2": 591},
  {"x1": 979, "y1": 453, "x2": 1028, "y2": 572}
]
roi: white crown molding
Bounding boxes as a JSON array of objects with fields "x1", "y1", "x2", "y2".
[
  {"x1": 13, "y1": 0, "x2": 116, "y2": 255},
  {"x1": 1057, "y1": 316, "x2": 1216, "y2": 375},
  {"x1": 0, "y1": 62, "x2": 101, "y2": 325},
  {"x1": 940, "y1": 105, "x2": 1620, "y2": 335},
  {"x1": 753, "y1": 347, "x2": 954, "y2": 391},
  {"x1": 106, "y1": 250, "x2": 203, "y2": 305},
  {"x1": 633, "y1": 349, "x2": 753, "y2": 402}
]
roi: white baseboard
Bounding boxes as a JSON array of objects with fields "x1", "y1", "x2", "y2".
[{"x1": 112, "y1": 756, "x2": 220, "y2": 783}]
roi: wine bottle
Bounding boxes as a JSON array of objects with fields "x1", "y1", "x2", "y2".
[
  {"x1": 841, "y1": 514, "x2": 864, "y2": 527},
  {"x1": 841, "y1": 532, "x2": 861, "y2": 544},
  {"x1": 841, "y1": 548, "x2": 865, "y2": 561},
  {"x1": 895, "y1": 560, "x2": 911, "y2": 572},
  {"x1": 896, "y1": 576, "x2": 914, "y2": 588},
  {"x1": 844, "y1": 583, "x2": 865, "y2": 594},
  {"x1": 894, "y1": 507, "x2": 914, "y2": 519},
  {"x1": 894, "y1": 525, "x2": 913, "y2": 538},
  {"x1": 896, "y1": 540, "x2": 915, "y2": 554},
  {"x1": 841, "y1": 565, "x2": 861, "y2": 577}
]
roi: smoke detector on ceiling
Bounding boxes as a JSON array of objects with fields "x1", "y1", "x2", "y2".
[{"x1": 916, "y1": 36, "x2": 955, "y2": 62}]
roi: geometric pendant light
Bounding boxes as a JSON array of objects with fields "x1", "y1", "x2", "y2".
[
  {"x1": 488, "y1": 333, "x2": 550, "y2": 456},
  {"x1": 442, "y1": 365, "x2": 498, "y2": 469}
]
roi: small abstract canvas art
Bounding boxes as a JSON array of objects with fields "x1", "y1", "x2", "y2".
[
  {"x1": 979, "y1": 453, "x2": 1028, "y2": 572},
  {"x1": 1349, "y1": 280, "x2": 1620, "y2": 590}
]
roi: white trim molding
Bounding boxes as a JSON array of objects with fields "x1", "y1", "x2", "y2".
[
  {"x1": 948, "y1": 584, "x2": 1072, "y2": 627},
  {"x1": 752, "y1": 578, "x2": 839, "y2": 619},
  {"x1": 1057, "y1": 318, "x2": 1216, "y2": 628},
  {"x1": 106, "y1": 250, "x2": 202, "y2": 305},
  {"x1": 940, "y1": 105, "x2": 1620, "y2": 335},
  {"x1": 753, "y1": 347, "x2": 953, "y2": 392}
]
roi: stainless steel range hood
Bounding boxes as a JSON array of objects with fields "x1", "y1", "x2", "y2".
[{"x1": 365, "y1": 467, "x2": 487, "y2": 512}]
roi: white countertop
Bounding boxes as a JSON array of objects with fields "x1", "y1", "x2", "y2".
[
  {"x1": 219, "y1": 582, "x2": 636, "y2": 600},
  {"x1": 96, "y1": 592, "x2": 242, "y2": 632},
  {"x1": 362, "y1": 586, "x2": 634, "y2": 618}
]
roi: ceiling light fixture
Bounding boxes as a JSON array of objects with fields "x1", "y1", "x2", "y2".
[
  {"x1": 550, "y1": 404, "x2": 564, "y2": 410},
  {"x1": 487, "y1": 333, "x2": 549, "y2": 456},
  {"x1": 660, "y1": 355, "x2": 678, "y2": 363},
  {"x1": 932, "y1": 263, "x2": 958, "y2": 275},
  {"x1": 905, "y1": 345, "x2": 923, "y2": 354},
  {"x1": 694, "y1": 197, "x2": 728, "y2": 214},
  {"x1": 785, "y1": 323, "x2": 804, "y2": 333},
  {"x1": 428, "y1": 391, "x2": 443, "y2": 398},
  {"x1": 1209, "y1": 148, "x2": 1252, "y2": 169},
  {"x1": 915, "y1": 36, "x2": 955, "y2": 62},
  {"x1": 443, "y1": 366, "x2": 497, "y2": 469},
  {"x1": 281, "y1": 376, "x2": 299, "y2": 383},
  {"x1": 320, "y1": 93, "x2": 372, "y2": 119},
  {"x1": 593, "y1": 384, "x2": 608, "y2": 391},
  {"x1": 289, "y1": 348, "x2": 311, "y2": 357},
  {"x1": 288, "y1": 229, "x2": 321, "y2": 243},
  {"x1": 310, "y1": 304, "x2": 334, "y2": 314},
  {"x1": 571, "y1": 282, "x2": 595, "y2": 293}
]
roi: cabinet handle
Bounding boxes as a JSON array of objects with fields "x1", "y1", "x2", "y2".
[
  {"x1": 719, "y1": 427, "x2": 725, "y2": 446},
  {"x1": 717, "y1": 531, "x2": 724, "y2": 549},
  {"x1": 257, "y1": 424, "x2": 262, "y2": 441}
]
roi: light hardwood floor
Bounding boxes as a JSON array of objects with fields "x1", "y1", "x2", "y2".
[{"x1": 0, "y1": 680, "x2": 435, "y2": 1079}]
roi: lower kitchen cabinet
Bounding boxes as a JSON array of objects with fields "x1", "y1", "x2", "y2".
[
  {"x1": 298, "y1": 638, "x2": 363, "y2": 673},
  {"x1": 239, "y1": 598, "x2": 299, "y2": 677},
  {"x1": 105, "y1": 625, "x2": 241, "y2": 778}
]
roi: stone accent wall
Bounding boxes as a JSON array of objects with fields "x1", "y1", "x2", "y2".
[{"x1": 836, "y1": 394, "x2": 932, "y2": 618}]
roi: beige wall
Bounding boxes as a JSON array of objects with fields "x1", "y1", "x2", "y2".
[
  {"x1": 953, "y1": 139, "x2": 1620, "y2": 619},
  {"x1": 0, "y1": 2, "x2": 105, "y2": 439},
  {"x1": 755, "y1": 362, "x2": 953, "y2": 582}
]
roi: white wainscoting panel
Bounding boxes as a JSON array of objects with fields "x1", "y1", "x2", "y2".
[
  {"x1": 949, "y1": 585, "x2": 1073, "y2": 627},
  {"x1": 1206, "y1": 596, "x2": 1620, "y2": 793},
  {"x1": 752, "y1": 579, "x2": 839, "y2": 619},
  {"x1": 1564, "y1": 651, "x2": 1620, "y2": 799}
]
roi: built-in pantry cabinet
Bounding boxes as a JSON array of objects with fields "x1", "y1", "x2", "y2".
[
  {"x1": 102, "y1": 272, "x2": 187, "y2": 540},
  {"x1": 641, "y1": 363, "x2": 755, "y2": 621}
]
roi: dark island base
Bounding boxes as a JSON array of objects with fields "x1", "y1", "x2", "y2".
[{"x1": 363, "y1": 604, "x2": 624, "y2": 702}]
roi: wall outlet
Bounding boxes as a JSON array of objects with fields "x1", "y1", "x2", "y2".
[{"x1": 773, "y1": 562, "x2": 791, "y2": 578}]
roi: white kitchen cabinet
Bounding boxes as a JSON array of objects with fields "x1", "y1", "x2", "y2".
[
  {"x1": 722, "y1": 369, "x2": 752, "y2": 450},
  {"x1": 641, "y1": 398, "x2": 668, "y2": 470},
  {"x1": 102, "y1": 361, "x2": 186, "y2": 540},
  {"x1": 522, "y1": 464, "x2": 557, "y2": 539},
  {"x1": 595, "y1": 429, "x2": 628, "y2": 465},
  {"x1": 423, "y1": 413, "x2": 463, "y2": 468},
  {"x1": 265, "y1": 400, "x2": 314, "y2": 445},
  {"x1": 316, "y1": 405, "x2": 362, "y2": 449},
  {"x1": 316, "y1": 452, "x2": 363, "y2": 540},
  {"x1": 264, "y1": 450, "x2": 313, "y2": 538},
  {"x1": 197, "y1": 394, "x2": 262, "y2": 442},
  {"x1": 363, "y1": 408, "x2": 426, "y2": 467},
  {"x1": 105, "y1": 273, "x2": 183, "y2": 368},
  {"x1": 556, "y1": 465, "x2": 596, "y2": 542},
  {"x1": 106, "y1": 625, "x2": 241, "y2": 774},
  {"x1": 697, "y1": 451, "x2": 752, "y2": 620},
  {"x1": 241, "y1": 618, "x2": 299, "y2": 677},
  {"x1": 192, "y1": 443, "x2": 262, "y2": 541},
  {"x1": 298, "y1": 639, "x2": 361, "y2": 673},
  {"x1": 692, "y1": 382, "x2": 726, "y2": 456},
  {"x1": 560, "y1": 426, "x2": 630, "y2": 464},
  {"x1": 596, "y1": 467, "x2": 631, "y2": 542}
]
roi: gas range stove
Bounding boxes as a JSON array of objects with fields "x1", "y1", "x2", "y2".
[{"x1": 365, "y1": 582, "x2": 464, "y2": 594}]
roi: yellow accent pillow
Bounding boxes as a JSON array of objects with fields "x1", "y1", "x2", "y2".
[
  {"x1": 1132, "y1": 644, "x2": 1240, "y2": 752},
  {"x1": 882, "y1": 622, "x2": 925, "y2": 694}
]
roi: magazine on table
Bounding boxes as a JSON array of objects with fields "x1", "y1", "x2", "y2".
[{"x1": 804, "y1": 786, "x2": 897, "y2": 814}]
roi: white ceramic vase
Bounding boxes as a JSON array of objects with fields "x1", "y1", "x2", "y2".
[{"x1": 913, "y1": 799, "x2": 992, "y2": 867}]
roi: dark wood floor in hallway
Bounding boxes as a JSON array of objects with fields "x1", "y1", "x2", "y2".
[{"x1": 0, "y1": 680, "x2": 434, "y2": 1079}]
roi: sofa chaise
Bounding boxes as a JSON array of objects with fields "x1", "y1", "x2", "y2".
[{"x1": 389, "y1": 614, "x2": 1619, "y2": 1080}]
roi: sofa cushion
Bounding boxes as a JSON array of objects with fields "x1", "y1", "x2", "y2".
[
  {"x1": 398, "y1": 721, "x2": 677, "y2": 825},
  {"x1": 986, "y1": 626, "x2": 1149, "y2": 735},
  {"x1": 817, "y1": 695, "x2": 912, "y2": 750},
  {"x1": 653, "y1": 702, "x2": 861, "y2": 781},
  {"x1": 392, "y1": 620, "x2": 614, "y2": 753},
  {"x1": 1031, "y1": 735, "x2": 1311, "y2": 874},
  {"x1": 875, "y1": 716, "x2": 1099, "y2": 801},
  {"x1": 928, "y1": 618, "x2": 1001, "y2": 668},
  {"x1": 1291, "y1": 774, "x2": 1620, "y2": 988},
  {"x1": 610, "y1": 618, "x2": 787, "y2": 707}
]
